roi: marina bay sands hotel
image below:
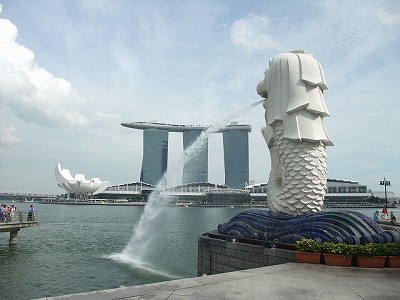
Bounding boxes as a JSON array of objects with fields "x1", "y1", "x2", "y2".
[{"x1": 121, "y1": 121, "x2": 251, "y2": 189}]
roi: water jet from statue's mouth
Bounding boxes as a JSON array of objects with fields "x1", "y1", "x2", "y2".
[{"x1": 104, "y1": 99, "x2": 263, "y2": 274}]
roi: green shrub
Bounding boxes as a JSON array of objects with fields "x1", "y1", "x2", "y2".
[
  {"x1": 321, "y1": 242, "x2": 355, "y2": 257},
  {"x1": 353, "y1": 243, "x2": 390, "y2": 256},
  {"x1": 385, "y1": 243, "x2": 400, "y2": 256},
  {"x1": 296, "y1": 239, "x2": 322, "y2": 253},
  {"x1": 296, "y1": 239, "x2": 400, "y2": 256}
]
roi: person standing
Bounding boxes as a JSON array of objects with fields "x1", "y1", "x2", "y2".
[
  {"x1": 10, "y1": 205, "x2": 16, "y2": 220},
  {"x1": 0, "y1": 204, "x2": 5, "y2": 222},
  {"x1": 380, "y1": 205, "x2": 389, "y2": 220},
  {"x1": 373, "y1": 210, "x2": 379, "y2": 222},
  {"x1": 390, "y1": 211, "x2": 397, "y2": 224},
  {"x1": 27, "y1": 205, "x2": 35, "y2": 221}
]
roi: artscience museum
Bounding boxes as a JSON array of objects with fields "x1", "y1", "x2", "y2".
[{"x1": 55, "y1": 163, "x2": 110, "y2": 197}]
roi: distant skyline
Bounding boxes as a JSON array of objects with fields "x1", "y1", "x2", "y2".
[{"x1": 0, "y1": 1, "x2": 399, "y2": 196}]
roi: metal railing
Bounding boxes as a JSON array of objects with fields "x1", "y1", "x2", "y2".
[{"x1": 0, "y1": 210, "x2": 37, "y2": 223}]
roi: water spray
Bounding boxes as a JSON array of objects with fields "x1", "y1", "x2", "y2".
[{"x1": 106, "y1": 99, "x2": 264, "y2": 275}]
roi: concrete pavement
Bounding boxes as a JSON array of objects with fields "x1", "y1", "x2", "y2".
[{"x1": 35, "y1": 263, "x2": 400, "y2": 300}]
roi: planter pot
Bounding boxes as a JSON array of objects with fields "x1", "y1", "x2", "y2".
[
  {"x1": 295, "y1": 251, "x2": 322, "y2": 264},
  {"x1": 356, "y1": 256, "x2": 386, "y2": 268},
  {"x1": 386, "y1": 256, "x2": 400, "y2": 268},
  {"x1": 323, "y1": 253, "x2": 352, "y2": 267}
]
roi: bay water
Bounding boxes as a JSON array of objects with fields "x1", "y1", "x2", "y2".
[
  {"x1": 1, "y1": 202, "x2": 398, "y2": 300},
  {"x1": 0, "y1": 202, "x2": 249, "y2": 299}
]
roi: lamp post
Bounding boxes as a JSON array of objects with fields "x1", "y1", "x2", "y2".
[{"x1": 379, "y1": 178, "x2": 391, "y2": 207}]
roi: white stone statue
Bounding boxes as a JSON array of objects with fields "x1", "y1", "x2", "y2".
[{"x1": 257, "y1": 50, "x2": 333, "y2": 215}]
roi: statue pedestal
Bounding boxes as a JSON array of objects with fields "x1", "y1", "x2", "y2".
[
  {"x1": 217, "y1": 209, "x2": 400, "y2": 245},
  {"x1": 197, "y1": 232, "x2": 295, "y2": 276}
]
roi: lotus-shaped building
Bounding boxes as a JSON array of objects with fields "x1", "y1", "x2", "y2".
[{"x1": 55, "y1": 163, "x2": 110, "y2": 195}]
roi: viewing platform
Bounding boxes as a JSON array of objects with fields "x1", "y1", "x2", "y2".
[{"x1": 0, "y1": 212, "x2": 38, "y2": 245}]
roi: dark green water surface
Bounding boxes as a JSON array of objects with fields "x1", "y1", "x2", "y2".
[{"x1": 0, "y1": 202, "x2": 249, "y2": 300}]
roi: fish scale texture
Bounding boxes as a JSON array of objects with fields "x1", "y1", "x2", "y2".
[{"x1": 268, "y1": 121, "x2": 327, "y2": 215}]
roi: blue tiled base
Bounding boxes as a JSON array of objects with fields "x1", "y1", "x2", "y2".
[{"x1": 217, "y1": 209, "x2": 400, "y2": 245}]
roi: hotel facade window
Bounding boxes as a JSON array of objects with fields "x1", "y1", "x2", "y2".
[
  {"x1": 223, "y1": 130, "x2": 249, "y2": 189},
  {"x1": 140, "y1": 129, "x2": 169, "y2": 185}
]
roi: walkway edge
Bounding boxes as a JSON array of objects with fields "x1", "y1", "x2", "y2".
[{"x1": 33, "y1": 263, "x2": 400, "y2": 300}]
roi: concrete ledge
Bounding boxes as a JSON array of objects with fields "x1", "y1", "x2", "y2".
[
  {"x1": 198, "y1": 232, "x2": 296, "y2": 276},
  {"x1": 0, "y1": 221, "x2": 38, "y2": 232}
]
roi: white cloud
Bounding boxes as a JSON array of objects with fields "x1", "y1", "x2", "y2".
[
  {"x1": 0, "y1": 126, "x2": 19, "y2": 146},
  {"x1": 64, "y1": 112, "x2": 88, "y2": 126},
  {"x1": 0, "y1": 18, "x2": 34, "y2": 68},
  {"x1": 111, "y1": 46, "x2": 140, "y2": 83},
  {"x1": 377, "y1": 7, "x2": 400, "y2": 26},
  {"x1": 230, "y1": 14, "x2": 280, "y2": 51},
  {"x1": 0, "y1": 13, "x2": 89, "y2": 128},
  {"x1": 92, "y1": 111, "x2": 122, "y2": 128}
]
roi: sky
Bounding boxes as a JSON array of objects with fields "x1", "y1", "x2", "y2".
[{"x1": 0, "y1": 0, "x2": 399, "y2": 196}]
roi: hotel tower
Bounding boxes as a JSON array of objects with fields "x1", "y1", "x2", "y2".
[{"x1": 121, "y1": 122, "x2": 251, "y2": 188}]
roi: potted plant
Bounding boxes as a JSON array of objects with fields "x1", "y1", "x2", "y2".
[
  {"x1": 385, "y1": 243, "x2": 400, "y2": 268},
  {"x1": 321, "y1": 242, "x2": 354, "y2": 267},
  {"x1": 295, "y1": 239, "x2": 322, "y2": 264},
  {"x1": 353, "y1": 243, "x2": 387, "y2": 268}
]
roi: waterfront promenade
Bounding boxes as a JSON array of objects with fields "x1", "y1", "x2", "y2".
[{"x1": 35, "y1": 263, "x2": 400, "y2": 299}]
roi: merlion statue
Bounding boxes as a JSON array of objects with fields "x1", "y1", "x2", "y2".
[
  {"x1": 257, "y1": 50, "x2": 333, "y2": 216},
  {"x1": 217, "y1": 53, "x2": 400, "y2": 246}
]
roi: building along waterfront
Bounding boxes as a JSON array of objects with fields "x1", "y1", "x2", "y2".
[{"x1": 47, "y1": 178, "x2": 397, "y2": 209}]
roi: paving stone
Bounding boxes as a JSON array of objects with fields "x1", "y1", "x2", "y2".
[
  {"x1": 103, "y1": 284, "x2": 159, "y2": 299},
  {"x1": 52, "y1": 290, "x2": 111, "y2": 300},
  {"x1": 151, "y1": 278, "x2": 204, "y2": 291}
]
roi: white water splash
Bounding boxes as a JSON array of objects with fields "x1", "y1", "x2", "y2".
[
  {"x1": 105, "y1": 251, "x2": 178, "y2": 278},
  {"x1": 105, "y1": 99, "x2": 263, "y2": 274}
]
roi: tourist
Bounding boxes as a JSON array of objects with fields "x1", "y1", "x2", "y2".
[
  {"x1": 10, "y1": 205, "x2": 17, "y2": 221},
  {"x1": 27, "y1": 205, "x2": 35, "y2": 221},
  {"x1": 6, "y1": 205, "x2": 12, "y2": 222},
  {"x1": 390, "y1": 211, "x2": 397, "y2": 225},
  {"x1": 0, "y1": 204, "x2": 5, "y2": 222},
  {"x1": 373, "y1": 210, "x2": 379, "y2": 222},
  {"x1": 381, "y1": 205, "x2": 388, "y2": 220}
]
